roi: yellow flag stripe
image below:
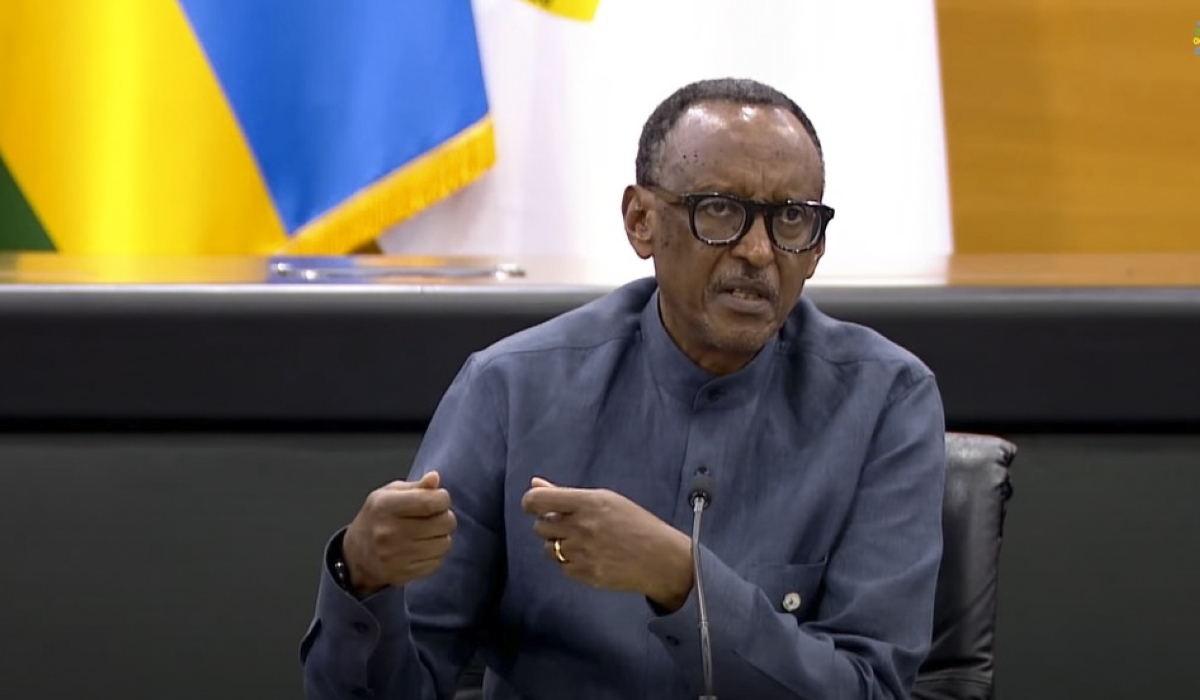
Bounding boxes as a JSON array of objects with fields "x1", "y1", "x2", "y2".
[
  {"x1": 283, "y1": 117, "x2": 496, "y2": 255},
  {"x1": 521, "y1": 0, "x2": 601, "y2": 22},
  {"x1": 0, "y1": 1, "x2": 287, "y2": 255}
]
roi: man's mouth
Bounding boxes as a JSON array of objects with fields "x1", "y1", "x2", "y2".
[
  {"x1": 727, "y1": 288, "x2": 767, "y2": 302},
  {"x1": 714, "y1": 280, "x2": 776, "y2": 314},
  {"x1": 718, "y1": 280, "x2": 774, "y2": 304}
]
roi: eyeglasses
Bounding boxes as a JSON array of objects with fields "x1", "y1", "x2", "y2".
[{"x1": 647, "y1": 186, "x2": 834, "y2": 254}]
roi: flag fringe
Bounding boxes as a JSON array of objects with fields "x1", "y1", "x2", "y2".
[{"x1": 282, "y1": 117, "x2": 496, "y2": 255}]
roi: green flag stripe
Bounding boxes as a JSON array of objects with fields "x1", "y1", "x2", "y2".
[{"x1": 0, "y1": 152, "x2": 55, "y2": 252}]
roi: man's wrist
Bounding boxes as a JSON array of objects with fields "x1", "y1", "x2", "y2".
[
  {"x1": 645, "y1": 531, "x2": 695, "y2": 612},
  {"x1": 331, "y1": 530, "x2": 387, "y2": 598}
]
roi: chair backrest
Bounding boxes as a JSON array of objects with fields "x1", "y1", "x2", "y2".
[
  {"x1": 455, "y1": 432, "x2": 1018, "y2": 700},
  {"x1": 913, "y1": 432, "x2": 1017, "y2": 700}
]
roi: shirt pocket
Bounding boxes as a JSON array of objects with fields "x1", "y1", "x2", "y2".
[{"x1": 747, "y1": 559, "x2": 828, "y2": 623}]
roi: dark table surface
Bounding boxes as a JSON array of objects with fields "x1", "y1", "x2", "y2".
[{"x1": 2, "y1": 252, "x2": 1198, "y2": 428}]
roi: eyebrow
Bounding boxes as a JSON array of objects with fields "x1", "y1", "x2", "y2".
[{"x1": 683, "y1": 186, "x2": 817, "y2": 202}]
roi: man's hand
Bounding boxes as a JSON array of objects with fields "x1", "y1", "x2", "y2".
[
  {"x1": 521, "y1": 477, "x2": 694, "y2": 611},
  {"x1": 341, "y1": 471, "x2": 457, "y2": 597}
]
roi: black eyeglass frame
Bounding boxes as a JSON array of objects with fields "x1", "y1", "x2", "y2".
[{"x1": 647, "y1": 185, "x2": 834, "y2": 254}]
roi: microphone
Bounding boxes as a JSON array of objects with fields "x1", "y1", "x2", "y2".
[{"x1": 688, "y1": 474, "x2": 717, "y2": 700}]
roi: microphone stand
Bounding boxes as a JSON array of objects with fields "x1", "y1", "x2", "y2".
[{"x1": 691, "y1": 495, "x2": 717, "y2": 700}]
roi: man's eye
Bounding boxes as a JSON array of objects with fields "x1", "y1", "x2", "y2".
[
  {"x1": 778, "y1": 205, "x2": 809, "y2": 224},
  {"x1": 698, "y1": 200, "x2": 736, "y2": 217}
]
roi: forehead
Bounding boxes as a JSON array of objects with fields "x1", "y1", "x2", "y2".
[{"x1": 657, "y1": 101, "x2": 823, "y2": 198}]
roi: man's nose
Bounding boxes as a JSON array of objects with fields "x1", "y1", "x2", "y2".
[{"x1": 731, "y1": 212, "x2": 774, "y2": 266}]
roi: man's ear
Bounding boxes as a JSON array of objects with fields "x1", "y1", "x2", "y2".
[
  {"x1": 622, "y1": 185, "x2": 654, "y2": 260},
  {"x1": 805, "y1": 238, "x2": 825, "y2": 279}
]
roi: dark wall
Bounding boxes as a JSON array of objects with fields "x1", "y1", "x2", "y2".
[
  {"x1": 0, "y1": 432, "x2": 415, "y2": 700},
  {"x1": 1, "y1": 431, "x2": 1197, "y2": 700},
  {"x1": 993, "y1": 434, "x2": 1200, "y2": 699}
]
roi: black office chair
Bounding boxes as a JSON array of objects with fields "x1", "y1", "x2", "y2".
[
  {"x1": 913, "y1": 432, "x2": 1017, "y2": 700},
  {"x1": 455, "y1": 433, "x2": 1017, "y2": 700}
]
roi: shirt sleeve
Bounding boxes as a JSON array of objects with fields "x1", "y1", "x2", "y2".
[
  {"x1": 300, "y1": 354, "x2": 508, "y2": 700},
  {"x1": 648, "y1": 374, "x2": 947, "y2": 699}
]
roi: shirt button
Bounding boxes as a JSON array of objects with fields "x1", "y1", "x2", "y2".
[
  {"x1": 782, "y1": 592, "x2": 802, "y2": 612},
  {"x1": 350, "y1": 687, "x2": 372, "y2": 698},
  {"x1": 665, "y1": 635, "x2": 681, "y2": 647},
  {"x1": 708, "y1": 388, "x2": 724, "y2": 401},
  {"x1": 352, "y1": 621, "x2": 370, "y2": 635}
]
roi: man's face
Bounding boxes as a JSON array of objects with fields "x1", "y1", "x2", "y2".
[{"x1": 623, "y1": 101, "x2": 826, "y2": 374}]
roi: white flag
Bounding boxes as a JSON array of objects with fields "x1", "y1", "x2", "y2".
[{"x1": 380, "y1": 0, "x2": 953, "y2": 283}]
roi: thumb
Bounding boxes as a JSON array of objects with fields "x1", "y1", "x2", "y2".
[
  {"x1": 414, "y1": 471, "x2": 441, "y2": 489},
  {"x1": 530, "y1": 477, "x2": 556, "y2": 489}
]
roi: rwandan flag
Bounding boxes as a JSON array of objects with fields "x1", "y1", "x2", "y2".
[
  {"x1": 520, "y1": 0, "x2": 600, "y2": 22},
  {"x1": 0, "y1": 0, "x2": 494, "y2": 255}
]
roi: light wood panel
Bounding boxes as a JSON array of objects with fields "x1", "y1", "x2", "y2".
[
  {"x1": 937, "y1": 0, "x2": 1200, "y2": 252},
  {"x1": 944, "y1": 252, "x2": 1200, "y2": 285}
]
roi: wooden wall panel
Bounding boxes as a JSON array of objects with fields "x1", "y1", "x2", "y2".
[{"x1": 937, "y1": 1, "x2": 1200, "y2": 253}]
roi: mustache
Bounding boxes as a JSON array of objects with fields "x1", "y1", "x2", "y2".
[{"x1": 710, "y1": 270, "x2": 778, "y2": 302}]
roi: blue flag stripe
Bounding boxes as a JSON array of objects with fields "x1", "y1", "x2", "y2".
[{"x1": 178, "y1": 0, "x2": 489, "y2": 234}]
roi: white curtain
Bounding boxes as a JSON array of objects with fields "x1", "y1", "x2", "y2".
[{"x1": 379, "y1": 0, "x2": 952, "y2": 284}]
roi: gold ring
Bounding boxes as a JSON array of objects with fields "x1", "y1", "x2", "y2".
[{"x1": 553, "y1": 538, "x2": 568, "y2": 564}]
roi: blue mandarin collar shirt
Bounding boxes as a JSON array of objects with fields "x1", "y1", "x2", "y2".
[{"x1": 302, "y1": 278, "x2": 947, "y2": 700}]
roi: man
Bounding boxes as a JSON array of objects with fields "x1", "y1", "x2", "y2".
[{"x1": 301, "y1": 78, "x2": 946, "y2": 699}]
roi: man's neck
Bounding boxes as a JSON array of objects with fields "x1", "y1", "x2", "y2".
[{"x1": 657, "y1": 303, "x2": 755, "y2": 377}]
